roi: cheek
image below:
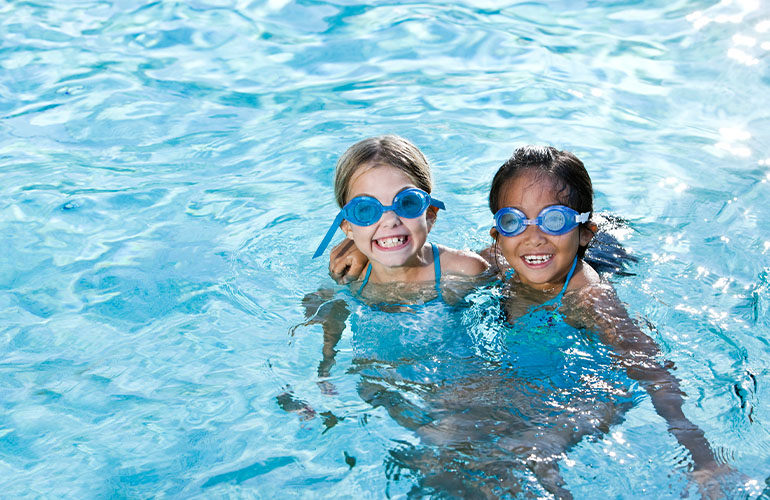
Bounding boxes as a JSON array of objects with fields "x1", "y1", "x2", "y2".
[
  {"x1": 401, "y1": 216, "x2": 426, "y2": 231},
  {"x1": 565, "y1": 232, "x2": 581, "y2": 249},
  {"x1": 347, "y1": 223, "x2": 375, "y2": 243},
  {"x1": 352, "y1": 225, "x2": 374, "y2": 237},
  {"x1": 498, "y1": 237, "x2": 519, "y2": 260}
]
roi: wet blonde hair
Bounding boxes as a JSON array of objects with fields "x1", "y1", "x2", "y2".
[{"x1": 333, "y1": 135, "x2": 433, "y2": 207}]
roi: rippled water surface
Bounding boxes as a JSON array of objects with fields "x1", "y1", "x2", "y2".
[{"x1": 2, "y1": 0, "x2": 770, "y2": 498}]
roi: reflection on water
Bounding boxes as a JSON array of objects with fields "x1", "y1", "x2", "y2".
[{"x1": 2, "y1": 0, "x2": 770, "y2": 497}]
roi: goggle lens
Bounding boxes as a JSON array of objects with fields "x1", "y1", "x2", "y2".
[
  {"x1": 498, "y1": 211, "x2": 523, "y2": 235},
  {"x1": 395, "y1": 191, "x2": 425, "y2": 218},
  {"x1": 351, "y1": 199, "x2": 381, "y2": 225},
  {"x1": 345, "y1": 188, "x2": 437, "y2": 226},
  {"x1": 494, "y1": 205, "x2": 589, "y2": 237},
  {"x1": 542, "y1": 209, "x2": 567, "y2": 233}
]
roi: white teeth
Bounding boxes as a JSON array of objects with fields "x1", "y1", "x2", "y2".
[
  {"x1": 523, "y1": 254, "x2": 552, "y2": 264},
  {"x1": 377, "y1": 236, "x2": 406, "y2": 248}
]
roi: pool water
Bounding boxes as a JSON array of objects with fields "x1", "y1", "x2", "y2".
[{"x1": 2, "y1": 0, "x2": 769, "y2": 498}]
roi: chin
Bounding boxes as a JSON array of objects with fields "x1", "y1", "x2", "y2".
[{"x1": 373, "y1": 255, "x2": 411, "y2": 269}]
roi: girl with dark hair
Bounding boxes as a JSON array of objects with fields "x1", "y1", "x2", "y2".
[{"x1": 485, "y1": 145, "x2": 733, "y2": 497}]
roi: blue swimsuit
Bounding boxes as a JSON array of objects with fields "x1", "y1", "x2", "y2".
[
  {"x1": 356, "y1": 242, "x2": 443, "y2": 302},
  {"x1": 506, "y1": 256, "x2": 578, "y2": 329}
]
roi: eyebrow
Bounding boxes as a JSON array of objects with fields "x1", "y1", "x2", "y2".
[{"x1": 348, "y1": 186, "x2": 417, "y2": 201}]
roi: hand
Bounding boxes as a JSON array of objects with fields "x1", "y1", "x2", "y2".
[
  {"x1": 329, "y1": 238, "x2": 368, "y2": 284},
  {"x1": 692, "y1": 462, "x2": 758, "y2": 500},
  {"x1": 317, "y1": 379, "x2": 338, "y2": 396}
]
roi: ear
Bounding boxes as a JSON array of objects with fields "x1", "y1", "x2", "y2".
[
  {"x1": 490, "y1": 226, "x2": 499, "y2": 240},
  {"x1": 426, "y1": 206, "x2": 439, "y2": 232},
  {"x1": 579, "y1": 221, "x2": 596, "y2": 247},
  {"x1": 340, "y1": 220, "x2": 353, "y2": 239}
]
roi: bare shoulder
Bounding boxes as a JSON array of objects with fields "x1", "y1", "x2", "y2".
[
  {"x1": 564, "y1": 275, "x2": 653, "y2": 351},
  {"x1": 565, "y1": 259, "x2": 602, "y2": 292},
  {"x1": 563, "y1": 267, "x2": 627, "y2": 330},
  {"x1": 434, "y1": 244, "x2": 489, "y2": 277},
  {"x1": 567, "y1": 267, "x2": 625, "y2": 316}
]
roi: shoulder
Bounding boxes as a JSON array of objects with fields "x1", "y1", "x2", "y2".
[
  {"x1": 565, "y1": 258, "x2": 602, "y2": 292},
  {"x1": 565, "y1": 262, "x2": 621, "y2": 313},
  {"x1": 563, "y1": 275, "x2": 641, "y2": 346},
  {"x1": 433, "y1": 244, "x2": 489, "y2": 277},
  {"x1": 563, "y1": 262, "x2": 624, "y2": 327}
]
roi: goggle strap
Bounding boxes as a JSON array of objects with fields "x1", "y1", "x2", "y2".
[
  {"x1": 430, "y1": 197, "x2": 445, "y2": 211},
  {"x1": 312, "y1": 211, "x2": 345, "y2": 259},
  {"x1": 576, "y1": 211, "x2": 590, "y2": 223}
]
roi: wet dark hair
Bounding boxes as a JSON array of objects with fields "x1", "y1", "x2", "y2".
[{"x1": 489, "y1": 145, "x2": 593, "y2": 257}]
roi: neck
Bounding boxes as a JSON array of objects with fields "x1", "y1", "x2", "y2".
[
  {"x1": 506, "y1": 257, "x2": 580, "y2": 294},
  {"x1": 367, "y1": 244, "x2": 433, "y2": 284}
]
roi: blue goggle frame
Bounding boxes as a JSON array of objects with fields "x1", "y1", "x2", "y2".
[
  {"x1": 494, "y1": 205, "x2": 590, "y2": 237},
  {"x1": 313, "y1": 188, "x2": 445, "y2": 258}
]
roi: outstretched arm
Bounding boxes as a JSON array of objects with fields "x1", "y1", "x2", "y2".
[{"x1": 568, "y1": 284, "x2": 732, "y2": 493}]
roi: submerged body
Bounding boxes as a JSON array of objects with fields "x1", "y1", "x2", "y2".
[{"x1": 304, "y1": 272, "x2": 639, "y2": 498}]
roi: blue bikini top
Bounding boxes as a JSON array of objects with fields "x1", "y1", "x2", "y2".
[{"x1": 505, "y1": 256, "x2": 578, "y2": 328}]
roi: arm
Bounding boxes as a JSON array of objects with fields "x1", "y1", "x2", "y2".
[
  {"x1": 300, "y1": 289, "x2": 350, "y2": 379},
  {"x1": 279, "y1": 290, "x2": 349, "y2": 417},
  {"x1": 567, "y1": 284, "x2": 732, "y2": 488}
]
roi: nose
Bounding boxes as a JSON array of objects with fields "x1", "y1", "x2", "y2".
[
  {"x1": 521, "y1": 223, "x2": 546, "y2": 243},
  {"x1": 379, "y1": 209, "x2": 403, "y2": 228}
]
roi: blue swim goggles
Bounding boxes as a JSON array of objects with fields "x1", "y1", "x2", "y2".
[
  {"x1": 313, "y1": 188, "x2": 445, "y2": 258},
  {"x1": 494, "y1": 205, "x2": 590, "y2": 237}
]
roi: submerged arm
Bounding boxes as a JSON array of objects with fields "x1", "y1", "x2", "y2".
[
  {"x1": 570, "y1": 284, "x2": 719, "y2": 471},
  {"x1": 300, "y1": 289, "x2": 350, "y2": 378}
]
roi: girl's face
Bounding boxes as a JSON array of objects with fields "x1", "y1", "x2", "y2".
[
  {"x1": 493, "y1": 170, "x2": 593, "y2": 291},
  {"x1": 341, "y1": 163, "x2": 434, "y2": 269}
]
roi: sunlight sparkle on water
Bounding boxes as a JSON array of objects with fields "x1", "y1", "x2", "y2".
[
  {"x1": 658, "y1": 177, "x2": 687, "y2": 193},
  {"x1": 757, "y1": 19, "x2": 770, "y2": 32},
  {"x1": 733, "y1": 33, "x2": 757, "y2": 46},
  {"x1": 716, "y1": 127, "x2": 752, "y2": 157},
  {"x1": 728, "y1": 47, "x2": 759, "y2": 65}
]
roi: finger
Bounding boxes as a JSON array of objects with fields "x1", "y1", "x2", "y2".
[
  {"x1": 329, "y1": 261, "x2": 352, "y2": 284},
  {"x1": 347, "y1": 259, "x2": 365, "y2": 280},
  {"x1": 328, "y1": 241, "x2": 354, "y2": 277},
  {"x1": 329, "y1": 252, "x2": 351, "y2": 275},
  {"x1": 329, "y1": 239, "x2": 355, "y2": 261}
]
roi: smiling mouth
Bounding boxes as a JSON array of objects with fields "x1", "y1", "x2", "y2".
[
  {"x1": 522, "y1": 254, "x2": 553, "y2": 265},
  {"x1": 375, "y1": 235, "x2": 409, "y2": 249}
]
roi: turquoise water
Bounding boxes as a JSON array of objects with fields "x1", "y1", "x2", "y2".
[{"x1": 2, "y1": 0, "x2": 770, "y2": 498}]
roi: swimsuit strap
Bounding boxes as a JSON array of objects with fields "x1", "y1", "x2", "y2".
[
  {"x1": 506, "y1": 255, "x2": 579, "y2": 314},
  {"x1": 431, "y1": 243, "x2": 443, "y2": 300},
  {"x1": 358, "y1": 263, "x2": 373, "y2": 295},
  {"x1": 553, "y1": 256, "x2": 578, "y2": 304},
  {"x1": 356, "y1": 244, "x2": 443, "y2": 301}
]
